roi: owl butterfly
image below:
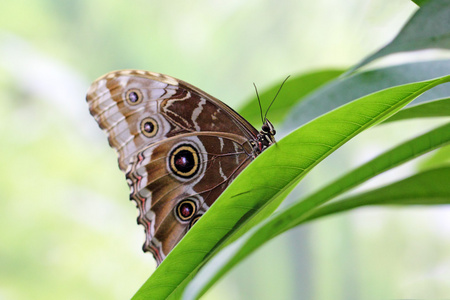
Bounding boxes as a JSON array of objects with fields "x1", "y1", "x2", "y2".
[{"x1": 86, "y1": 70, "x2": 277, "y2": 265}]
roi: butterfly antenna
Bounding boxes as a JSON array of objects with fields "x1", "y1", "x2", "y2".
[
  {"x1": 253, "y1": 82, "x2": 264, "y2": 124},
  {"x1": 264, "y1": 75, "x2": 290, "y2": 121}
]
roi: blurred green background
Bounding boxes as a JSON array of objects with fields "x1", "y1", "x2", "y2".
[{"x1": 2, "y1": 0, "x2": 449, "y2": 299}]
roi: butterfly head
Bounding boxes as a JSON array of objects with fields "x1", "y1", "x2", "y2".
[
  {"x1": 256, "y1": 118, "x2": 276, "y2": 152},
  {"x1": 261, "y1": 119, "x2": 276, "y2": 136},
  {"x1": 253, "y1": 75, "x2": 289, "y2": 154}
]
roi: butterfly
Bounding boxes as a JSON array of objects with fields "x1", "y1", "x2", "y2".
[{"x1": 86, "y1": 70, "x2": 277, "y2": 265}]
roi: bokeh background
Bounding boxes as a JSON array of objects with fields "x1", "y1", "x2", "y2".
[{"x1": 2, "y1": 0, "x2": 449, "y2": 299}]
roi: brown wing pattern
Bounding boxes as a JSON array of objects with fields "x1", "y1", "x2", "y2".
[
  {"x1": 127, "y1": 132, "x2": 254, "y2": 263},
  {"x1": 86, "y1": 70, "x2": 260, "y2": 265},
  {"x1": 86, "y1": 70, "x2": 258, "y2": 170}
]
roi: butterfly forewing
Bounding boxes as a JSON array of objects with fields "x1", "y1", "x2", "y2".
[{"x1": 87, "y1": 70, "x2": 258, "y2": 170}]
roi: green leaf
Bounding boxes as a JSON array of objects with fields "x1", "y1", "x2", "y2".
[
  {"x1": 412, "y1": 0, "x2": 431, "y2": 6},
  {"x1": 183, "y1": 118, "x2": 450, "y2": 298},
  {"x1": 305, "y1": 166, "x2": 450, "y2": 222},
  {"x1": 348, "y1": 0, "x2": 450, "y2": 73},
  {"x1": 298, "y1": 122, "x2": 450, "y2": 224},
  {"x1": 283, "y1": 60, "x2": 450, "y2": 130},
  {"x1": 384, "y1": 97, "x2": 450, "y2": 123},
  {"x1": 418, "y1": 144, "x2": 450, "y2": 171},
  {"x1": 238, "y1": 69, "x2": 344, "y2": 125},
  {"x1": 174, "y1": 76, "x2": 450, "y2": 300}
]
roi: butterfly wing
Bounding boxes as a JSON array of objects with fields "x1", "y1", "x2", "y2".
[
  {"x1": 86, "y1": 70, "x2": 259, "y2": 264},
  {"x1": 86, "y1": 70, "x2": 258, "y2": 170},
  {"x1": 127, "y1": 132, "x2": 254, "y2": 263}
]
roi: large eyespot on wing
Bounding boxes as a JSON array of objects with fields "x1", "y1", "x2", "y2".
[
  {"x1": 125, "y1": 132, "x2": 255, "y2": 265},
  {"x1": 168, "y1": 143, "x2": 201, "y2": 180}
]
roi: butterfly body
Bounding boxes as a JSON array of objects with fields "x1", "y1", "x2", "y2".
[{"x1": 86, "y1": 70, "x2": 275, "y2": 265}]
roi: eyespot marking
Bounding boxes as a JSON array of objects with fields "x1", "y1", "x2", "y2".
[
  {"x1": 169, "y1": 144, "x2": 199, "y2": 179},
  {"x1": 125, "y1": 88, "x2": 143, "y2": 105},
  {"x1": 175, "y1": 199, "x2": 197, "y2": 222},
  {"x1": 140, "y1": 117, "x2": 158, "y2": 138}
]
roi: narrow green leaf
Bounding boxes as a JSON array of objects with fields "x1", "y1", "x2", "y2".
[
  {"x1": 348, "y1": 0, "x2": 450, "y2": 73},
  {"x1": 418, "y1": 145, "x2": 450, "y2": 170},
  {"x1": 295, "y1": 122, "x2": 450, "y2": 226},
  {"x1": 179, "y1": 76, "x2": 450, "y2": 300},
  {"x1": 238, "y1": 70, "x2": 343, "y2": 125},
  {"x1": 384, "y1": 97, "x2": 450, "y2": 123},
  {"x1": 187, "y1": 167, "x2": 450, "y2": 300},
  {"x1": 412, "y1": 0, "x2": 431, "y2": 6},
  {"x1": 305, "y1": 166, "x2": 450, "y2": 222},
  {"x1": 283, "y1": 60, "x2": 450, "y2": 130}
]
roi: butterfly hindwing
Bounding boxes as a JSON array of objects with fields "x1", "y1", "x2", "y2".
[{"x1": 126, "y1": 132, "x2": 254, "y2": 263}]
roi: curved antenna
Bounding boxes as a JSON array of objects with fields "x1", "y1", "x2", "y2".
[
  {"x1": 264, "y1": 75, "x2": 290, "y2": 121},
  {"x1": 253, "y1": 82, "x2": 264, "y2": 124}
]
